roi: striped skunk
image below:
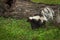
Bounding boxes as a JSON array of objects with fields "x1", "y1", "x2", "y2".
[
  {"x1": 27, "y1": 7, "x2": 54, "y2": 29},
  {"x1": 27, "y1": 14, "x2": 47, "y2": 29}
]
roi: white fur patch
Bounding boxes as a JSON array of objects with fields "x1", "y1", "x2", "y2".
[
  {"x1": 29, "y1": 15, "x2": 47, "y2": 23},
  {"x1": 29, "y1": 16, "x2": 40, "y2": 21},
  {"x1": 29, "y1": 17, "x2": 33, "y2": 20},
  {"x1": 40, "y1": 16, "x2": 47, "y2": 22}
]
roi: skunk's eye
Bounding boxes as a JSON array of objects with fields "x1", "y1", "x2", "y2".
[{"x1": 38, "y1": 19, "x2": 42, "y2": 23}]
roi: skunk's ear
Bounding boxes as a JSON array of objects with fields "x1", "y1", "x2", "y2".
[
  {"x1": 38, "y1": 19, "x2": 41, "y2": 23},
  {"x1": 38, "y1": 19, "x2": 41, "y2": 21}
]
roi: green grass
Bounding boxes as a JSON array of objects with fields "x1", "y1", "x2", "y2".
[
  {"x1": 31, "y1": 0, "x2": 60, "y2": 4},
  {"x1": 0, "y1": 17, "x2": 60, "y2": 40}
]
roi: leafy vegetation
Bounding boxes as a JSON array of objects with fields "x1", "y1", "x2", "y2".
[
  {"x1": 31, "y1": 0, "x2": 60, "y2": 4},
  {"x1": 0, "y1": 17, "x2": 60, "y2": 40}
]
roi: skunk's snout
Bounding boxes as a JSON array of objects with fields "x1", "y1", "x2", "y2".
[{"x1": 27, "y1": 17, "x2": 31, "y2": 22}]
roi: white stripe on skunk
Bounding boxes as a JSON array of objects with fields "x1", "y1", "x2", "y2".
[
  {"x1": 29, "y1": 15, "x2": 47, "y2": 23},
  {"x1": 41, "y1": 7, "x2": 54, "y2": 20}
]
